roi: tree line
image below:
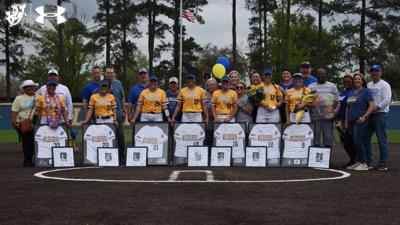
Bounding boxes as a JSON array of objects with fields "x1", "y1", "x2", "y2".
[{"x1": 1, "y1": 0, "x2": 400, "y2": 99}]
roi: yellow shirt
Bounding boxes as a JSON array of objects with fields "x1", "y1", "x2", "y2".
[
  {"x1": 89, "y1": 93, "x2": 116, "y2": 117},
  {"x1": 138, "y1": 88, "x2": 167, "y2": 113},
  {"x1": 284, "y1": 87, "x2": 311, "y2": 112},
  {"x1": 36, "y1": 94, "x2": 66, "y2": 118},
  {"x1": 262, "y1": 83, "x2": 283, "y2": 108},
  {"x1": 211, "y1": 89, "x2": 238, "y2": 115},
  {"x1": 177, "y1": 86, "x2": 207, "y2": 112}
]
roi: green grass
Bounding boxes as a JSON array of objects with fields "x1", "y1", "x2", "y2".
[{"x1": 0, "y1": 129, "x2": 398, "y2": 144}]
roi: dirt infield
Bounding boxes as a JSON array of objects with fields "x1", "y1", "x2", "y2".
[{"x1": 1, "y1": 143, "x2": 399, "y2": 225}]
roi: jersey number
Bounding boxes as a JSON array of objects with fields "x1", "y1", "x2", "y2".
[
  {"x1": 102, "y1": 143, "x2": 109, "y2": 147},
  {"x1": 194, "y1": 99, "x2": 199, "y2": 105}
]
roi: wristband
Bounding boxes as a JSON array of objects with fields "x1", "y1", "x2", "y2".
[{"x1": 164, "y1": 109, "x2": 170, "y2": 118}]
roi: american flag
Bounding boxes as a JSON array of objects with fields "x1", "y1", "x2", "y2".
[{"x1": 182, "y1": 9, "x2": 196, "y2": 23}]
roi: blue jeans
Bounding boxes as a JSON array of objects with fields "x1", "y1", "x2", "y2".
[
  {"x1": 350, "y1": 120, "x2": 369, "y2": 163},
  {"x1": 365, "y1": 112, "x2": 389, "y2": 167}
]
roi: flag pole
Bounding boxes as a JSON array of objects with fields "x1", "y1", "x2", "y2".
[{"x1": 179, "y1": 0, "x2": 183, "y2": 89}]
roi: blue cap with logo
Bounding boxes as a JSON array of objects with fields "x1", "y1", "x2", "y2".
[
  {"x1": 149, "y1": 75, "x2": 158, "y2": 82},
  {"x1": 221, "y1": 75, "x2": 230, "y2": 82},
  {"x1": 263, "y1": 69, "x2": 273, "y2": 76},
  {"x1": 46, "y1": 80, "x2": 58, "y2": 86},
  {"x1": 186, "y1": 73, "x2": 196, "y2": 79},
  {"x1": 99, "y1": 80, "x2": 110, "y2": 86},
  {"x1": 369, "y1": 64, "x2": 383, "y2": 72},
  {"x1": 293, "y1": 72, "x2": 304, "y2": 78}
]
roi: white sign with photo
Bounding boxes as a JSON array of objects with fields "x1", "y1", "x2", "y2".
[
  {"x1": 98, "y1": 148, "x2": 119, "y2": 167},
  {"x1": 126, "y1": 147, "x2": 147, "y2": 167},
  {"x1": 245, "y1": 147, "x2": 267, "y2": 167},
  {"x1": 187, "y1": 146, "x2": 209, "y2": 167},
  {"x1": 52, "y1": 147, "x2": 74, "y2": 167},
  {"x1": 210, "y1": 147, "x2": 231, "y2": 167},
  {"x1": 308, "y1": 147, "x2": 331, "y2": 169}
]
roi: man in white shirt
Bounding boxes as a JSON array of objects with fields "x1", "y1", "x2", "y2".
[
  {"x1": 37, "y1": 69, "x2": 73, "y2": 123},
  {"x1": 366, "y1": 64, "x2": 392, "y2": 171}
]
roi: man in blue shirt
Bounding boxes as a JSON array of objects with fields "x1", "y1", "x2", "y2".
[
  {"x1": 81, "y1": 66, "x2": 101, "y2": 118},
  {"x1": 300, "y1": 61, "x2": 317, "y2": 87},
  {"x1": 166, "y1": 77, "x2": 181, "y2": 122},
  {"x1": 105, "y1": 66, "x2": 127, "y2": 162},
  {"x1": 127, "y1": 68, "x2": 150, "y2": 122}
]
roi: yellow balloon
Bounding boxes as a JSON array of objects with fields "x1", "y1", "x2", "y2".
[{"x1": 212, "y1": 64, "x2": 226, "y2": 79}]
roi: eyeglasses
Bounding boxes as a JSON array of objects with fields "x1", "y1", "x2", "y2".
[{"x1": 236, "y1": 86, "x2": 244, "y2": 90}]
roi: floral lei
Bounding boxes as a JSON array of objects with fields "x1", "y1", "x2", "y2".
[{"x1": 45, "y1": 92, "x2": 63, "y2": 128}]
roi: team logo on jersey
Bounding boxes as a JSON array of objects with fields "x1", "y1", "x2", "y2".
[
  {"x1": 217, "y1": 95, "x2": 232, "y2": 103},
  {"x1": 5, "y1": 4, "x2": 26, "y2": 27}
]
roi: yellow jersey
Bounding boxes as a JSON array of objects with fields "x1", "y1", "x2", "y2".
[
  {"x1": 89, "y1": 93, "x2": 116, "y2": 117},
  {"x1": 177, "y1": 86, "x2": 207, "y2": 112},
  {"x1": 36, "y1": 94, "x2": 66, "y2": 118},
  {"x1": 211, "y1": 89, "x2": 238, "y2": 115},
  {"x1": 138, "y1": 88, "x2": 167, "y2": 113},
  {"x1": 284, "y1": 87, "x2": 311, "y2": 112},
  {"x1": 262, "y1": 83, "x2": 283, "y2": 108}
]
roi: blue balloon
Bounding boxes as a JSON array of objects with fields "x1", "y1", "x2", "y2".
[{"x1": 216, "y1": 56, "x2": 230, "y2": 70}]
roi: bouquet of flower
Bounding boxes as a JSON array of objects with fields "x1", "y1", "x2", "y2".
[
  {"x1": 246, "y1": 84, "x2": 265, "y2": 105},
  {"x1": 294, "y1": 90, "x2": 319, "y2": 123}
]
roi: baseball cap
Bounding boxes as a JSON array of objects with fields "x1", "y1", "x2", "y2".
[
  {"x1": 293, "y1": 73, "x2": 304, "y2": 78},
  {"x1": 149, "y1": 75, "x2": 158, "y2": 82},
  {"x1": 369, "y1": 64, "x2": 383, "y2": 72},
  {"x1": 139, "y1": 68, "x2": 148, "y2": 74},
  {"x1": 343, "y1": 72, "x2": 353, "y2": 79},
  {"x1": 221, "y1": 75, "x2": 230, "y2": 82},
  {"x1": 99, "y1": 80, "x2": 110, "y2": 86},
  {"x1": 46, "y1": 80, "x2": 58, "y2": 86},
  {"x1": 300, "y1": 61, "x2": 311, "y2": 68},
  {"x1": 48, "y1": 69, "x2": 59, "y2": 76},
  {"x1": 262, "y1": 69, "x2": 273, "y2": 76},
  {"x1": 186, "y1": 73, "x2": 196, "y2": 79},
  {"x1": 169, "y1": 77, "x2": 178, "y2": 83}
]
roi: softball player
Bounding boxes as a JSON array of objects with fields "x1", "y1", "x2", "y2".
[
  {"x1": 211, "y1": 76, "x2": 238, "y2": 122},
  {"x1": 131, "y1": 76, "x2": 169, "y2": 123},
  {"x1": 256, "y1": 69, "x2": 283, "y2": 123},
  {"x1": 172, "y1": 73, "x2": 209, "y2": 123},
  {"x1": 285, "y1": 73, "x2": 312, "y2": 124},
  {"x1": 82, "y1": 80, "x2": 118, "y2": 126}
]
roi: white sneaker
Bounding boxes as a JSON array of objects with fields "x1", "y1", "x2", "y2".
[
  {"x1": 353, "y1": 163, "x2": 369, "y2": 171},
  {"x1": 347, "y1": 162, "x2": 360, "y2": 170}
]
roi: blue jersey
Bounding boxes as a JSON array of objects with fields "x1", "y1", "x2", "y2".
[
  {"x1": 279, "y1": 82, "x2": 295, "y2": 91},
  {"x1": 81, "y1": 81, "x2": 99, "y2": 100},
  {"x1": 128, "y1": 83, "x2": 150, "y2": 105},
  {"x1": 338, "y1": 89, "x2": 351, "y2": 121},
  {"x1": 303, "y1": 75, "x2": 317, "y2": 87},
  {"x1": 166, "y1": 89, "x2": 179, "y2": 116}
]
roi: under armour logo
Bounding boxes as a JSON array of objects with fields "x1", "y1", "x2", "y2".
[
  {"x1": 5, "y1": 4, "x2": 26, "y2": 27},
  {"x1": 35, "y1": 6, "x2": 66, "y2": 25}
]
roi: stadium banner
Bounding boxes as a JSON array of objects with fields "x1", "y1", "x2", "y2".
[
  {"x1": 308, "y1": 146, "x2": 332, "y2": 169},
  {"x1": 82, "y1": 124, "x2": 117, "y2": 165},
  {"x1": 213, "y1": 122, "x2": 247, "y2": 166},
  {"x1": 52, "y1": 147, "x2": 75, "y2": 167},
  {"x1": 187, "y1": 146, "x2": 209, "y2": 167},
  {"x1": 245, "y1": 146, "x2": 267, "y2": 167},
  {"x1": 173, "y1": 122, "x2": 206, "y2": 165},
  {"x1": 210, "y1": 146, "x2": 232, "y2": 167},
  {"x1": 34, "y1": 125, "x2": 68, "y2": 167},
  {"x1": 248, "y1": 123, "x2": 282, "y2": 167},
  {"x1": 281, "y1": 123, "x2": 315, "y2": 168},
  {"x1": 133, "y1": 122, "x2": 170, "y2": 166},
  {"x1": 97, "y1": 147, "x2": 119, "y2": 167},
  {"x1": 126, "y1": 147, "x2": 148, "y2": 167}
]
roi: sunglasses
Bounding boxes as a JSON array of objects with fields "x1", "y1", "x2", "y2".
[{"x1": 236, "y1": 86, "x2": 244, "y2": 90}]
